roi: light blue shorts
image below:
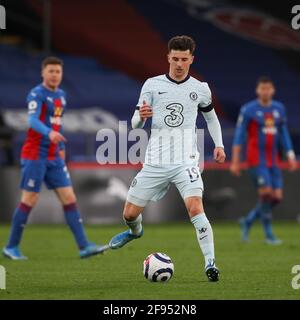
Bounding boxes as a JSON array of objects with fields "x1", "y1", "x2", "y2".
[{"x1": 127, "y1": 164, "x2": 203, "y2": 207}]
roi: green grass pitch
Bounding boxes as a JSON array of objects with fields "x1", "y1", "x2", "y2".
[{"x1": 0, "y1": 222, "x2": 299, "y2": 300}]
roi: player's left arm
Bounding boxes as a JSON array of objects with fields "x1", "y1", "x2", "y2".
[
  {"x1": 279, "y1": 106, "x2": 297, "y2": 171},
  {"x1": 132, "y1": 79, "x2": 153, "y2": 128},
  {"x1": 198, "y1": 83, "x2": 225, "y2": 163}
]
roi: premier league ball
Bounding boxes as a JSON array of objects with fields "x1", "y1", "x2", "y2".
[{"x1": 143, "y1": 253, "x2": 174, "y2": 282}]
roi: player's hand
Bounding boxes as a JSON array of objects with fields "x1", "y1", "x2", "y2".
[
  {"x1": 230, "y1": 162, "x2": 241, "y2": 176},
  {"x1": 59, "y1": 149, "x2": 66, "y2": 161},
  {"x1": 139, "y1": 100, "x2": 153, "y2": 121},
  {"x1": 48, "y1": 130, "x2": 67, "y2": 144},
  {"x1": 288, "y1": 158, "x2": 297, "y2": 172},
  {"x1": 214, "y1": 147, "x2": 226, "y2": 163}
]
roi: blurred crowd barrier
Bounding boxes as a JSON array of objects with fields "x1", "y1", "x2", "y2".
[{"x1": 0, "y1": 164, "x2": 299, "y2": 223}]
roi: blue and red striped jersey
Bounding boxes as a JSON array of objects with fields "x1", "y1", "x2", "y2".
[
  {"x1": 21, "y1": 84, "x2": 66, "y2": 160},
  {"x1": 233, "y1": 99, "x2": 293, "y2": 167}
]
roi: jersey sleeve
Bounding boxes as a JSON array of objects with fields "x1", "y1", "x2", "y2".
[
  {"x1": 198, "y1": 82, "x2": 212, "y2": 109},
  {"x1": 136, "y1": 79, "x2": 153, "y2": 108},
  {"x1": 27, "y1": 90, "x2": 51, "y2": 136},
  {"x1": 278, "y1": 105, "x2": 294, "y2": 153},
  {"x1": 233, "y1": 106, "x2": 250, "y2": 146}
]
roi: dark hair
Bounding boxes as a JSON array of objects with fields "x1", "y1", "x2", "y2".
[
  {"x1": 41, "y1": 56, "x2": 64, "y2": 69},
  {"x1": 256, "y1": 76, "x2": 274, "y2": 86},
  {"x1": 168, "y1": 35, "x2": 196, "y2": 54}
]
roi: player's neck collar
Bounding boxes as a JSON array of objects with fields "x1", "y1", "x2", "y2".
[
  {"x1": 165, "y1": 73, "x2": 190, "y2": 84},
  {"x1": 41, "y1": 83, "x2": 59, "y2": 93}
]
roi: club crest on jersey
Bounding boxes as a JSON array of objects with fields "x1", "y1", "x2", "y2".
[
  {"x1": 189, "y1": 92, "x2": 198, "y2": 101},
  {"x1": 54, "y1": 106, "x2": 63, "y2": 117}
]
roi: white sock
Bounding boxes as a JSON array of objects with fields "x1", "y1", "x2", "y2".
[
  {"x1": 124, "y1": 214, "x2": 143, "y2": 235},
  {"x1": 191, "y1": 213, "x2": 215, "y2": 268}
]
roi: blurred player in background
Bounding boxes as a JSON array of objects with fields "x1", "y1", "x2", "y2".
[
  {"x1": 105, "y1": 35, "x2": 226, "y2": 282},
  {"x1": 230, "y1": 76, "x2": 297, "y2": 244},
  {"x1": 3, "y1": 57, "x2": 103, "y2": 260}
]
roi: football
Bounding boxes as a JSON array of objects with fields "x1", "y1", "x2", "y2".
[{"x1": 143, "y1": 252, "x2": 174, "y2": 282}]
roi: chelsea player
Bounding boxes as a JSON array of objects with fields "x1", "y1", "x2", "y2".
[
  {"x1": 230, "y1": 77, "x2": 297, "y2": 244},
  {"x1": 106, "y1": 36, "x2": 226, "y2": 282},
  {"x1": 3, "y1": 57, "x2": 103, "y2": 259}
]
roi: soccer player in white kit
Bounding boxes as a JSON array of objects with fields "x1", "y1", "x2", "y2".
[{"x1": 108, "y1": 36, "x2": 226, "y2": 281}]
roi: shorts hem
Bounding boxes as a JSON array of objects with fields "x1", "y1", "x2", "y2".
[
  {"x1": 182, "y1": 188, "x2": 203, "y2": 199},
  {"x1": 127, "y1": 193, "x2": 149, "y2": 207}
]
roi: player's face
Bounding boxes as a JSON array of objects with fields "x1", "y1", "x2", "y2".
[
  {"x1": 256, "y1": 82, "x2": 275, "y2": 102},
  {"x1": 42, "y1": 64, "x2": 63, "y2": 90},
  {"x1": 168, "y1": 50, "x2": 194, "y2": 79}
]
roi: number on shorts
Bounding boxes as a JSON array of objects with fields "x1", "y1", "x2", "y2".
[{"x1": 186, "y1": 167, "x2": 199, "y2": 183}]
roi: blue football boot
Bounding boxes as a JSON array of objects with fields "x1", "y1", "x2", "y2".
[
  {"x1": 109, "y1": 229, "x2": 143, "y2": 249},
  {"x1": 79, "y1": 243, "x2": 108, "y2": 259},
  {"x1": 240, "y1": 217, "x2": 250, "y2": 242},
  {"x1": 3, "y1": 246, "x2": 28, "y2": 260}
]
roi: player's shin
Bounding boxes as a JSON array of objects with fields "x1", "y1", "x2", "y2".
[
  {"x1": 259, "y1": 196, "x2": 275, "y2": 239},
  {"x1": 124, "y1": 214, "x2": 143, "y2": 236},
  {"x1": 6, "y1": 203, "x2": 32, "y2": 248},
  {"x1": 191, "y1": 213, "x2": 215, "y2": 268},
  {"x1": 245, "y1": 203, "x2": 261, "y2": 226},
  {"x1": 63, "y1": 203, "x2": 89, "y2": 249}
]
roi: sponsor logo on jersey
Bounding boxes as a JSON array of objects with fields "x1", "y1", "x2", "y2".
[
  {"x1": 262, "y1": 127, "x2": 277, "y2": 134},
  {"x1": 50, "y1": 116, "x2": 62, "y2": 126}
]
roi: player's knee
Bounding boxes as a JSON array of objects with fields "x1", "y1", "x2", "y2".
[
  {"x1": 186, "y1": 197, "x2": 203, "y2": 217},
  {"x1": 123, "y1": 202, "x2": 142, "y2": 221},
  {"x1": 63, "y1": 193, "x2": 77, "y2": 205},
  {"x1": 259, "y1": 189, "x2": 272, "y2": 203},
  {"x1": 123, "y1": 209, "x2": 137, "y2": 221},
  {"x1": 271, "y1": 196, "x2": 282, "y2": 207},
  {"x1": 21, "y1": 192, "x2": 39, "y2": 207},
  {"x1": 188, "y1": 203, "x2": 203, "y2": 217}
]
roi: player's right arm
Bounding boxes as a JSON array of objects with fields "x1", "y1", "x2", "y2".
[
  {"x1": 27, "y1": 91, "x2": 66, "y2": 144},
  {"x1": 230, "y1": 106, "x2": 249, "y2": 176},
  {"x1": 131, "y1": 80, "x2": 153, "y2": 129}
]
